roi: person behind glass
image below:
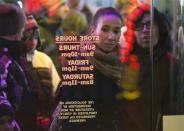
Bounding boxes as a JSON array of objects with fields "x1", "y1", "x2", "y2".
[
  {"x1": 121, "y1": 6, "x2": 177, "y2": 131},
  {"x1": 49, "y1": 7, "x2": 123, "y2": 131},
  {"x1": 21, "y1": 14, "x2": 61, "y2": 130}
]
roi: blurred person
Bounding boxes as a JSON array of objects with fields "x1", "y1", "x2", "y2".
[
  {"x1": 24, "y1": 0, "x2": 69, "y2": 18},
  {"x1": 23, "y1": 14, "x2": 61, "y2": 96},
  {"x1": 35, "y1": 0, "x2": 70, "y2": 73},
  {"x1": 21, "y1": 14, "x2": 61, "y2": 130},
  {"x1": 62, "y1": 10, "x2": 88, "y2": 35},
  {"x1": 58, "y1": 9, "x2": 88, "y2": 68},
  {"x1": 66, "y1": 0, "x2": 92, "y2": 30},
  {"x1": 0, "y1": 3, "x2": 37, "y2": 131},
  {"x1": 0, "y1": 1, "x2": 26, "y2": 123},
  {"x1": 115, "y1": 0, "x2": 137, "y2": 20},
  {"x1": 120, "y1": 5, "x2": 178, "y2": 131},
  {"x1": 49, "y1": 7, "x2": 124, "y2": 131}
]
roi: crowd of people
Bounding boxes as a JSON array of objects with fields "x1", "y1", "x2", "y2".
[{"x1": 0, "y1": 0, "x2": 181, "y2": 131}]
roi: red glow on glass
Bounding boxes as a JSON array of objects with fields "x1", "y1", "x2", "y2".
[
  {"x1": 41, "y1": 118, "x2": 50, "y2": 126},
  {"x1": 126, "y1": 44, "x2": 134, "y2": 52},
  {"x1": 123, "y1": 49, "x2": 130, "y2": 56},
  {"x1": 24, "y1": 0, "x2": 43, "y2": 13},
  {"x1": 125, "y1": 29, "x2": 135, "y2": 37},
  {"x1": 126, "y1": 21, "x2": 135, "y2": 29},
  {"x1": 125, "y1": 35, "x2": 135, "y2": 44},
  {"x1": 139, "y1": 3, "x2": 150, "y2": 11},
  {"x1": 130, "y1": 62, "x2": 140, "y2": 70},
  {"x1": 132, "y1": 8, "x2": 143, "y2": 18},
  {"x1": 128, "y1": 13, "x2": 138, "y2": 21},
  {"x1": 121, "y1": 56, "x2": 129, "y2": 63},
  {"x1": 129, "y1": 55, "x2": 138, "y2": 62}
]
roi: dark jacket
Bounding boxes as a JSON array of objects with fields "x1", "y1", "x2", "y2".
[
  {"x1": 121, "y1": 50, "x2": 178, "y2": 131},
  {"x1": 0, "y1": 38, "x2": 37, "y2": 131},
  {"x1": 53, "y1": 68, "x2": 123, "y2": 131}
]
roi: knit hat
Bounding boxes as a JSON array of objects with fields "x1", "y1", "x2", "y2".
[
  {"x1": 0, "y1": 95, "x2": 15, "y2": 119},
  {"x1": 23, "y1": 14, "x2": 41, "y2": 48},
  {"x1": 0, "y1": 3, "x2": 26, "y2": 36}
]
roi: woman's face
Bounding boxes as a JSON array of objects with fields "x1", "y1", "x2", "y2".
[
  {"x1": 92, "y1": 15, "x2": 122, "y2": 53},
  {"x1": 135, "y1": 13, "x2": 159, "y2": 48}
]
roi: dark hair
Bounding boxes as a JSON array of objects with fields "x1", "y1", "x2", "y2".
[
  {"x1": 91, "y1": 7, "x2": 122, "y2": 27},
  {"x1": 134, "y1": 8, "x2": 171, "y2": 56},
  {"x1": 152, "y1": 8, "x2": 171, "y2": 46},
  {"x1": 136, "y1": 8, "x2": 170, "y2": 42},
  {"x1": 154, "y1": 8, "x2": 171, "y2": 53}
]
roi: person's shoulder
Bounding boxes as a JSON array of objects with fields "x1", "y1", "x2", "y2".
[
  {"x1": 34, "y1": 50, "x2": 53, "y2": 62},
  {"x1": 35, "y1": 50, "x2": 50, "y2": 58}
]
